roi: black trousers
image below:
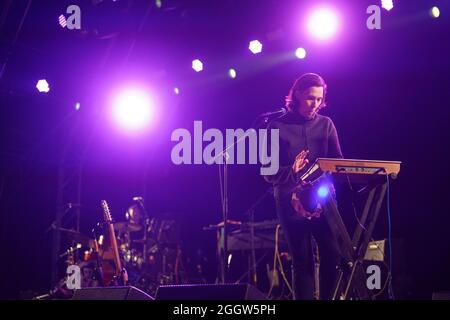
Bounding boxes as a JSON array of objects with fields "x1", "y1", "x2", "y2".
[{"x1": 275, "y1": 192, "x2": 341, "y2": 300}]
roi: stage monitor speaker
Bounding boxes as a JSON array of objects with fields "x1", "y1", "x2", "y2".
[
  {"x1": 432, "y1": 292, "x2": 450, "y2": 300},
  {"x1": 155, "y1": 283, "x2": 266, "y2": 300},
  {"x1": 72, "y1": 286, "x2": 154, "y2": 300}
]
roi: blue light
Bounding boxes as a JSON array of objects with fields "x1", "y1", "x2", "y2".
[{"x1": 317, "y1": 185, "x2": 329, "y2": 198}]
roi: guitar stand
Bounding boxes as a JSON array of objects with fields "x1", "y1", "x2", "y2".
[{"x1": 319, "y1": 173, "x2": 389, "y2": 300}]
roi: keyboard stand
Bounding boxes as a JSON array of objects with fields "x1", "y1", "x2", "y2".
[{"x1": 318, "y1": 173, "x2": 390, "y2": 300}]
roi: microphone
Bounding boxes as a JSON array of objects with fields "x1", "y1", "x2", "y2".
[{"x1": 258, "y1": 107, "x2": 287, "y2": 118}]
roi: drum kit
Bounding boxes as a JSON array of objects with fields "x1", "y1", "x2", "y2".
[{"x1": 53, "y1": 198, "x2": 184, "y2": 297}]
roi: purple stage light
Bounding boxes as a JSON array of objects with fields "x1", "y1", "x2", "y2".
[
  {"x1": 381, "y1": 0, "x2": 394, "y2": 11},
  {"x1": 295, "y1": 47, "x2": 307, "y2": 59},
  {"x1": 228, "y1": 68, "x2": 237, "y2": 79},
  {"x1": 112, "y1": 88, "x2": 154, "y2": 132},
  {"x1": 36, "y1": 79, "x2": 50, "y2": 93},
  {"x1": 248, "y1": 40, "x2": 262, "y2": 54},
  {"x1": 306, "y1": 7, "x2": 340, "y2": 41},
  {"x1": 192, "y1": 59, "x2": 203, "y2": 72},
  {"x1": 430, "y1": 6, "x2": 440, "y2": 18}
]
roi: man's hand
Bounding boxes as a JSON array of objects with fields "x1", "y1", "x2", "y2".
[{"x1": 292, "y1": 149, "x2": 309, "y2": 173}]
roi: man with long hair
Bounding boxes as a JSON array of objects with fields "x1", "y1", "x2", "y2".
[{"x1": 264, "y1": 73, "x2": 343, "y2": 300}]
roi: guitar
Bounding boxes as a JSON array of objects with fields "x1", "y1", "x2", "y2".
[{"x1": 100, "y1": 200, "x2": 128, "y2": 286}]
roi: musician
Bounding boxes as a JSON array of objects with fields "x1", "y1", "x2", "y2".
[
  {"x1": 263, "y1": 73, "x2": 343, "y2": 300},
  {"x1": 79, "y1": 261, "x2": 100, "y2": 288}
]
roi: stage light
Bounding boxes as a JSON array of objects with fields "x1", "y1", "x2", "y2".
[
  {"x1": 74, "y1": 102, "x2": 81, "y2": 111},
  {"x1": 317, "y1": 185, "x2": 329, "y2": 198},
  {"x1": 192, "y1": 59, "x2": 203, "y2": 72},
  {"x1": 295, "y1": 47, "x2": 307, "y2": 59},
  {"x1": 174, "y1": 87, "x2": 180, "y2": 95},
  {"x1": 58, "y1": 14, "x2": 67, "y2": 28},
  {"x1": 430, "y1": 6, "x2": 440, "y2": 18},
  {"x1": 112, "y1": 88, "x2": 154, "y2": 132},
  {"x1": 249, "y1": 40, "x2": 263, "y2": 54},
  {"x1": 228, "y1": 68, "x2": 237, "y2": 79},
  {"x1": 36, "y1": 79, "x2": 50, "y2": 93},
  {"x1": 381, "y1": 0, "x2": 394, "y2": 11},
  {"x1": 306, "y1": 7, "x2": 340, "y2": 41}
]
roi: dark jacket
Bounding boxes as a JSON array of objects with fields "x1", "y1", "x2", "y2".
[{"x1": 263, "y1": 112, "x2": 343, "y2": 197}]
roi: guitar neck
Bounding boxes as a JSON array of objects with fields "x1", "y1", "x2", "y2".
[
  {"x1": 107, "y1": 223, "x2": 122, "y2": 274},
  {"x1": 101, "y1": 200, "x2": 122, "y2": 276}
]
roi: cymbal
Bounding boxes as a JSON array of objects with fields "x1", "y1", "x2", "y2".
[
  {"x1": 113, "y1": 222, "x2": 142, "y2": 232},
  {"x1": 132, "y1": 238, "x2": 157, "y2": 246},
  {"x1": 216, "y1": 219, "x2": 242, "y2": 227},
  {"x1": 56, "y1": 227, "x2": 93, "y2": 247},
  {"x1": 203, "y1": 219, "x2": 242, "y2": 231}
]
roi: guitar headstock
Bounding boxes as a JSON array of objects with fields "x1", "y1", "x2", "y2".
[{"x1": 101, "y1": 200, "x2": 113, "y2": 223}]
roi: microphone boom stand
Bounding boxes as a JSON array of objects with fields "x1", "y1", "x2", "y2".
[{"x1": 216, "y1": 109, "x2": 285, "y2": 284}]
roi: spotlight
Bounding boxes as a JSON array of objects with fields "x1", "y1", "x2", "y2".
[
  {"x1": 295, "y1": 47, "x2": 307, "y2": 59},
  {"x1": 228, "y1": 68, "x2": 237, "y2": 79},
  {"x1": 36, "y1": 79, "x2": 50, "y2": 93},
  {"x1": 192, "y1": 59, "x2": 203, "y2": 72},
  {"x1": 430, "y1": 6, "x2": 440, "y2": 19},
  {"x1": 74, "y1": 102, "x2": 81, "y2": 111},
  {"x1": 112, "y1": 88, "x2": 154, "y2": 132},
  {"x1": 306, "y1": 7, "x2": 340, "y2": 41},
  {"x1": 249, "y1": 40, "x2": 263, "y2": 54},
  {"x1": 174, "y1": 87, "x2": 180, "y2": 95},
  {"x1": 381, "y1": 0, "x2": 394, "y2": 11}
]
